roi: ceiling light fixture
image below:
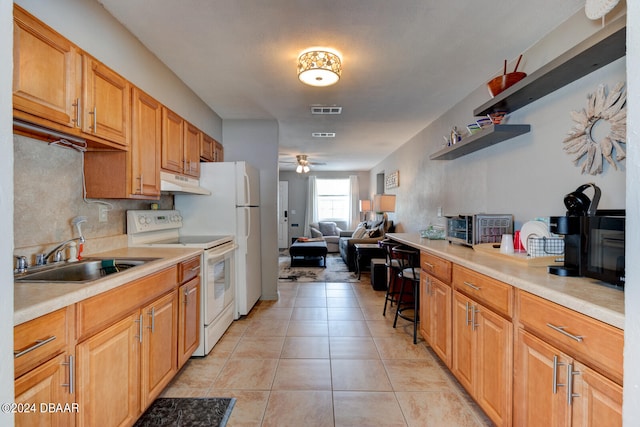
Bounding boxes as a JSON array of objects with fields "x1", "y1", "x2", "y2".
[
  {"x1": 297, "y1": 50, "x2": 342, "y2": 87},
  {"x1": 296, "y1": 154, "x2": 311, "y2": 173}
]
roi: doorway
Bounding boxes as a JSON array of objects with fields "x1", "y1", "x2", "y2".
[{"x1": 278, "y1": 181, "x2": 289, "y2": 248}]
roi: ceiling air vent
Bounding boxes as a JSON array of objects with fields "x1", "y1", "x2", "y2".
[
  {"x1": 312, "y1": 132, "x2": 336, "y2": 138},
  {"x1": 310, "y1": 106, "x2": 342, "y2": 115}
]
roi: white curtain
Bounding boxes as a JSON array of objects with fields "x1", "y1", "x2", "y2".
[
  {"x1": 304, "y1": 176, "x2": 317, "y2": 236},
  {"x1": 348, "y1": 175, "x2": 359, "y2": 229}
]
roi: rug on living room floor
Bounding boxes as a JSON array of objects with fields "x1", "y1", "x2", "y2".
[
  {"x1": 133, "y1": 397, "x2": 235, "y2": 427},
  {"x1": 278, "y1": 251, "x2": 359, "y2": 282}
]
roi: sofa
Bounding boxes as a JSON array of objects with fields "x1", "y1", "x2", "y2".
[
  {"x1": 339, "y1": 220, "x2": 395, "y2": 271},
  {"x1": 309, "y1": 221, "x2": 347, "y2": 253}
]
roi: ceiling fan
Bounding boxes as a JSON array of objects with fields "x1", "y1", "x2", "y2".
[{"x1": 279, "y1": 154, "x2": 326, "y2": 173}]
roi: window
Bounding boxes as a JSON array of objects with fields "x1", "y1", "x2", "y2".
[{"x1": 316, "y1": 179, "x2": 350, "y2": 222}]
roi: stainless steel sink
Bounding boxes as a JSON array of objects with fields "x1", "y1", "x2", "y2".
[{"x1": 15, "y1": 257, "x2": 160, "y2": 283}]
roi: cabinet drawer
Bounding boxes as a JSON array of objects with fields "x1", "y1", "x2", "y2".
[
  {"x1": 14, "y1": 306, "x2": 73, "y2": 378},
  {"x1": 179, "y1": 256, "x2": 201, "y2": 284},
  {"x1": 77, "y1": 266, "x2": 177, "y2": 340},
  {"x1": 453, "y1": 265, "x2": 512, "y2": 319},
  {"x1": 517, "y1": 291, "x2": 623, "y2": 385},
  {"x1": 420, "y1": 251, "x2": 452, "y2": 284}
]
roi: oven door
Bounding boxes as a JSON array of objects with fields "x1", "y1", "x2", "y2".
[{"x1": 203, "y1": 242, "x2": 237, "y2": 326}]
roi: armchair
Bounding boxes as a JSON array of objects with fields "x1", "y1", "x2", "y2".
[{"x1": 309, "y1": 221, "x2": 346, "y2": 253}]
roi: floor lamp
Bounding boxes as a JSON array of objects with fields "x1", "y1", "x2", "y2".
[{"x1": 359, "y1": 199, "x2": 372, "y2": 222}]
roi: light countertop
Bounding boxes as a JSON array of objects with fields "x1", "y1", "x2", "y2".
[
  {"x1": 387, "y1": 233, "x2": 624, "y2": 329},
  {"x1": 14, "y1": 247, "x2": 203, "y2": 326}
]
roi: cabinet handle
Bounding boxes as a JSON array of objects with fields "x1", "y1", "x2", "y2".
[
  {"x1": 566, "y1": 363, "x2": 581, "y2": 405},
  {"x1": 134, "y1": 314, "x2": 143, "y2": 343},
  {"x1": 423, "y1": 262, "x2": 435, "y2": 270},
  {"x1": 190, "y1": 266, "x2": 200, "y2": 272},
  {"x1": 88, "y1": 106, "x2": 97, "y2": 132},
  {"x1": 465, "y1": 301, "x2": 471, "y2": 326},
  {"x1": 425, "y1": 276, "x2": 430, "y2": 296},
  {"x1": 147, "y1": 307, "x2": 155, "y2": 333},
  {"x1": 471, "y1": 305, "x2": 479, "y2": 331},
  {"x1": 14, "y1": 335, "x2": 56, "y2": 358},
  {"x1": 552, "y1": 355, "x2": 566, "y2": 394},
  {"x1": 62, "y1": 355, "x2": 75, "y2": 395},
  {"x1": 136, "y1": 174, "x2": 144, "y2": 194},
  {"x1": 184, "y1": 287, "x2": 189, "y2": 305},
  {"x1": 463, "y1": 281, "x2": 481, "y2": 291},
  {"x1": 546, "y1": 323, "x2": 583, "y2": 342},
  {"x1": 72, "y1": 98, "x2": 80, "y2": 127}
]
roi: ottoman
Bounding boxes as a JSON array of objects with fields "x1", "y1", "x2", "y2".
[{"x1": 289, "y1": 240, "x2": 328, "y2": 268}]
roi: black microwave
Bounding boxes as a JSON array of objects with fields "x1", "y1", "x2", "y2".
[{"x1": 584, "y1": 214, "x2": 625, "y2": 288}]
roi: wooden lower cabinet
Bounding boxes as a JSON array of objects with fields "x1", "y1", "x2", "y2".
[
  {"x1": 76, "y1": 312, "x2": 141, "y2": 427},
  {"x1": 452, "y1": 290, "x2": 513, "y2": 427},
  {"x1": 420, "y1": 272, "x2": 452, "y2": 367},
  {"x1": 141, "y1": 291, "x2": 178, "y2": 409},
  {"x1": 514, "y1": 328, "x2": 622, "y2": 427},
  {"x1": 14, "y1": 352, "x2": 76, "y2": 427},
  {"x1": 178, "y1": 277, "x2": 200, "y2": 368}
]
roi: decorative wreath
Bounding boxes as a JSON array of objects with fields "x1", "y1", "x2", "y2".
[{"x1": 562, "y1": 82, "x2": 626, "y2": 175}]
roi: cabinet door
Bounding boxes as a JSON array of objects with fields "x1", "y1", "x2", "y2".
[
  {"x1": 571, "y1": 360, "x2": 622, "y2": 427},
  {"x1": 13, "y1": 5, "x2": 81, "y2": 129},
  {"x1": 214, "y1": 141, "x2": 224, "y2": 162},
  {"x1": 161, "y1": 107, "x2": 185, "y2": 173},
  {"x1": 430, "y1": 277, "x2": 452, "y2": 368},
  {"x1": 141, "y1": 291, "x2": 178, "y2": 409},
  {"x1": 14, "y1": 353, "x2": 76, "y2": 427},
  {"x1": 131, "y1": 88, "x2": 162, "y2": 197},
  {"x1": 476, "y1": 304, "x2": 513, "y2": 427},
  {"x1": 76, "y1": 313, "x2": 141, "y2": 427},
  {"x1": 184, "y1": 122, "x2": 201, "y2": 177},
  {"x1": 201, "y1": 133, "x2": 215, "y2": 162},
  {"x1": 514, "y1": 329, "x2": 570, "y2": 427},
  {"x1": 178, "y1": 277, "x2": 200, "y2": 368},
  {"x1": 451, "y1": 291, "x2": 474, "y2": 394},
  {"x1": 83, "y1": 56, "x2": 129, "y2": 147},
  {"x1": 419, "y1": 273, "x2": 432, "y2": 344}
]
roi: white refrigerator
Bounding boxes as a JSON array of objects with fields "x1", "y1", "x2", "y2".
[{"x1": 175, "y1": 161, "x2": 262, "y2": 317}]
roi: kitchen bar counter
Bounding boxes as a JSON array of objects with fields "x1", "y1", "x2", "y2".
[
  {"x1": 387, "y1": 233, "x2": 624, "y2": 329},
  {"x1": 14, "y1": 247, "x2": 203, "y2": 326}
]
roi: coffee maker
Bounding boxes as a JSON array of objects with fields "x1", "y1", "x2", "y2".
[{"x1": 548, "y1": 183, "x2": 601, "y2": 277}]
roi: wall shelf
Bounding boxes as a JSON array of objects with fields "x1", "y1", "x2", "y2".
[
  {"x1": 430, "y1": 124, "x2": 531, "y2": 160},
  {"x1": 474, "y1": 16, "x2": 626, "y2": 117}
]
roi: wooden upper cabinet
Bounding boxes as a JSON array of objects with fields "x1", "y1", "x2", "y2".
[
  {"x1": 184, "y1": 122, "x2": 201, "y2": 177},
  {"x1": 161, "y1": 107, "x2": 185, "y2": 174},
  {"x1": 131, "y1": 87, "x2": 162, "y2": 197},
  {"x1": 83, "y1": 55, "x2": 130, "y2": 147},
  {"x1": 214, "y1": 140, "x2": 224, "y2": 162},
  {"x1": 201, "y1": 133, "x2": 215, "y2": 162},
  {"x1": 13, "y1": 5, "x2": 81, "y2": 129}
]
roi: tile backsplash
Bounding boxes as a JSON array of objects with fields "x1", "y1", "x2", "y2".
[{"x1": 14, "y1": 135, "x2": 173, "y2": 262}]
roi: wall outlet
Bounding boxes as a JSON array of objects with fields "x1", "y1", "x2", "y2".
[
  {"x1": 99, "y1": 205, "x2": 108, "y2": 222},
  {"x1": 437, "y1": 206, "x2": 443, "y2": 217}
]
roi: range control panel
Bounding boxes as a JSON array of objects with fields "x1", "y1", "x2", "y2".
[{"x1": 126, "y1": 210, "x2": 183, "y2": 234}]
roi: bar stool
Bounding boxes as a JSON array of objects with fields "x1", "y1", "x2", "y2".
[
  {"x1": 379, "y1": 239, "x2": 403, "y2": 316},
  {"x1": 392, "y1": 247, "x2": 421, "y2": 344}
]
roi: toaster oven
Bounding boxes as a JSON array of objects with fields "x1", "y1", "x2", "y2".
[{"x1": 446, "y1": 214, "x2": 513, "y2": 246}]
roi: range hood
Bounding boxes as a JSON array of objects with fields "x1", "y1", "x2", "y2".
[{"x1": 160, "y1": 171, "x2": 211, "y2": 195}]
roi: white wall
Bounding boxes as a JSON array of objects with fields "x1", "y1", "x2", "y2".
[
  {"x1": 223, "y1": 120, "x2": 279, "y2": 301},
  {"x1": 15, "y1": 0, "x2": 222, "y2": 138},
  {"x1": 1, "y1": 0, "x2": 15, "y2": 424},
  {"x1": 624, "y1": 2, "x2": 639, "y2": 424}
]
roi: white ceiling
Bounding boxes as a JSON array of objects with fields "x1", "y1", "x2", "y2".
[{"x1": 98, "y1": 0, "x2": 585, "y2": 171}]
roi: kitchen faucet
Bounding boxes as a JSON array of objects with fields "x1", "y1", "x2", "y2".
[{"x1": 38, "y1": 216, "x2": 87, "y2": 265}]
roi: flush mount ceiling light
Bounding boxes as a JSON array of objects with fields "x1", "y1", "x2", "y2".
[
  {"x1": 296, "y1": 154, "x2": 311, "y2": 173},
  {"x1": 297, "y1": 50, "x2": 342, "y2": 87}
]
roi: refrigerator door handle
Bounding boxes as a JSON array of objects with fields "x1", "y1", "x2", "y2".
[
  {"x1": 244, "y1": 207, "x2": 251, "y2": 239},
  {"x1": 243, "y1": 172, "x2": 251, "y2": 205}
]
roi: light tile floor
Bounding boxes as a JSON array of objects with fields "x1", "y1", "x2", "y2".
[{"x1": 162, "y1": 278, "x2": 494, "y2": 426}]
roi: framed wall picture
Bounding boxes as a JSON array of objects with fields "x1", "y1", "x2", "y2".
[{"x1": 385, "y1": 170, "x2": 399, "y2": 189}]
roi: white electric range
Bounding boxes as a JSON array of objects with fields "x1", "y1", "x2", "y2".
[{"x1": 127, "y1": 210, "x2": 237, "y2": 356}]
